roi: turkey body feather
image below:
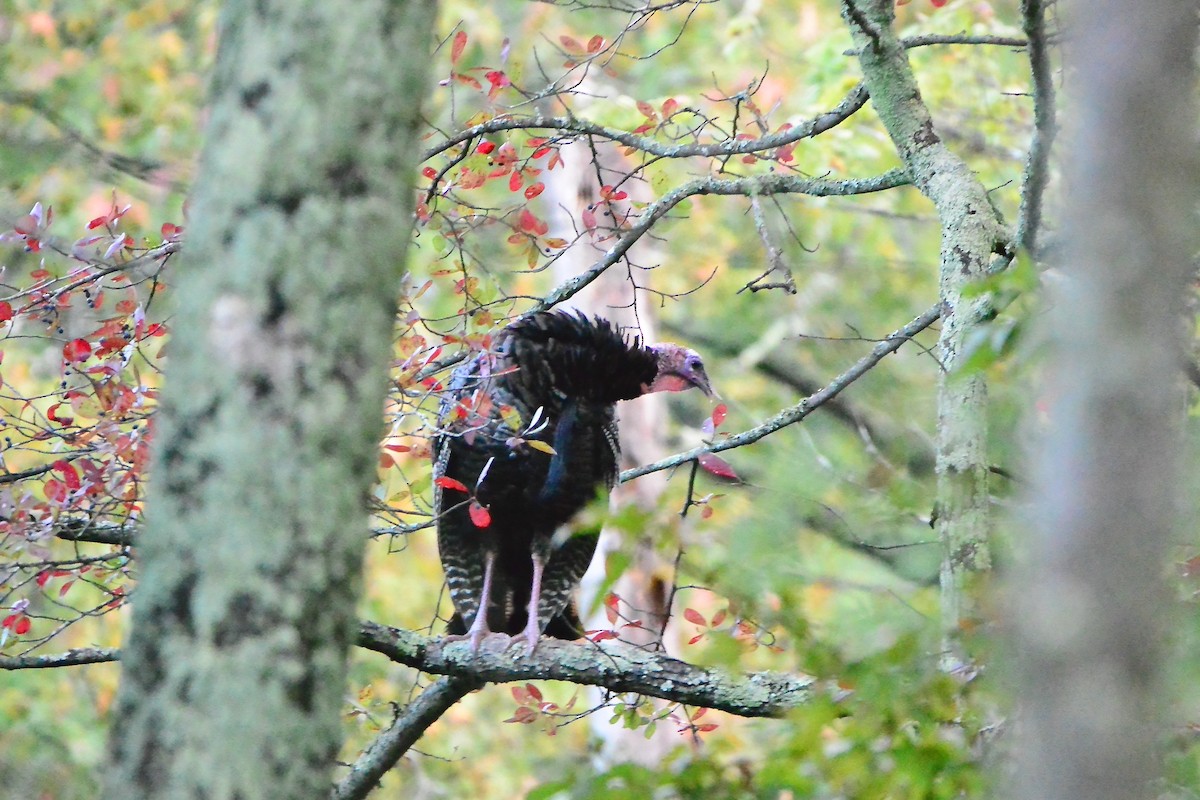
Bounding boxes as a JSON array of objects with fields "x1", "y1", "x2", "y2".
[{"x1": 433, "y1": 311, "x2": 712, "y2": 651}]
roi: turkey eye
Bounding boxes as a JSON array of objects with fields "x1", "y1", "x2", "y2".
[{"x1": 688, "y1": 357, "x2": 704, "y2": 371}]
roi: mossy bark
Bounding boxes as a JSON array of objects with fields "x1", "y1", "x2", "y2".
[{"x1": 104, "y1": 1, "x2": 437, "y2": 797}]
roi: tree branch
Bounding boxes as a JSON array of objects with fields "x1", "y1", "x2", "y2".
[
  {"x1": 0, "y1": 647, "x2": 118, "y2": 670},
  {"x1": 356, "y1": 622, "x2": 812, "y2": 718},
  {"x1": 535, "y1": 168, "x2": 910, "y2": 312},
  {"x1": 330, "y1": 675, "x2": 482, "y2": 800},
  {"x1": 1016, "y1": 0, "x2": 1058, "y2": 254},
  {"x1": 844, "y1": 32, "x2": 1031, "y2": 56},
  {"x1": 1, "y1": 90, "x2": 174, "y2": 186},
  {"x1": 620, "y1": 303, "x2": 941, "y2": 483},
  {"x1": 423, "y1": 82, "x2": 869, "y2": 162},
  {"x1": 3, "y1": 624, "x2": 813, "y2": 719}
]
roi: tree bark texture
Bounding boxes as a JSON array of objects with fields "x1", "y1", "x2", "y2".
[
  {"x1": 1015, "y1": 3, "x2": 1198, "y2": 800},
  {"x1": 105, "y1": 1, "x2": 437, "y2": 798},
  {"x1": 357, "y1": 622, "x2": 813, "y2": 718},
  {"x1": 842, "y1": 0, "x2": 1012, "y2": 667}
]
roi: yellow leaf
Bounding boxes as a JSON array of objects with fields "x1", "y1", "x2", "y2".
[
  {"x1": 526, "y1": 440, "x2": 557, "y2": 455},
  {"x1": 499, "y1": 405, "x2": 522, "y2": 431}
]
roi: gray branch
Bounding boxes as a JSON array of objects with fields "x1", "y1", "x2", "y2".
[
  {"x1": 356, "y1": 622, "x2": 813, "y2": 718},
  {"x1": 1016, "y1": 0, "x2": 1058, "y2": 254},
  {"x1": 535, "y1": 168, "x2": 911, "y2": 313},
  {"x1": 1, "y1": 624, "x2": 814, "y2": 720},
  {"x1": 620, "y1": 303, "x2": 942, "y2": 483},
  {"x1": 330, "y1": 675, "x2": 481, "y2": 800},
  {"x1": 423, "y1": 82, "x2": 870, "y2": 162},
  {"x1": 0, "y1": 647, "x2": 118, "y2": 670}
]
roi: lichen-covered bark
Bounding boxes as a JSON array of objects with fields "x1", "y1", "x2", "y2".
[
  {"x1": 1015, "y1": 3, "x2": 1198, "y2": 799},
  {"x1": 104, "y1": 1, "x2": 436, "y2": 798},
  {"x1": 842, "y1": 0, "x2": 1012, "y2": 667},
  {"x1": 357, "y1": 622, "x2": 814, "y2": 718}
]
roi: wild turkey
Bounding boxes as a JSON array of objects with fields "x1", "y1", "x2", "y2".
[{"x1": 433, "y1": 310, "x2": 714, "y2": 652}]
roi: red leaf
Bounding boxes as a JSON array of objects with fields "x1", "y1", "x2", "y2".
[
  {"x1": 485, "y1": 70, "x2": 510, "y2": 89},
  {"x1": 711, "y1": 404, "x2": 727, "y2": 428},
  {"x1": 52, "y1": 460, "x2": 81, "y2": 491},
  {"x1": 604, "y1": 593, "x2": 620, "y2": 624},
  {"x1": 711, "y1": 609, "x2": 727, "y2": 627},
  {"x1": 586, "y1": 35, "x2": 604, "y2": 53},
  {"x1": 512, "y1": 685, "x2": 530, "y2": 704},
  {"x1": 2, "y1": 614, "x2": 16, "y2": 629},
  {"x1": 698, "y1": 453, "x2": 739, "y2": 481},
  {"x1": 453, "y1": 72, "x2": 482, "y2": 90},
  {"x1": 683, "y1": 608, "x2": 706, "y2": 626},
  {"x1": 63, "y1": 338, "x2": 91, "y2": 363},
  {"x1": 635, "y1": 100, "x2": 656, "y2": 119},
  {"x1": 687, "y1": 634, "x2": 704, "y2": 645},
  {"x1": 36, "y1": 571, "x2": 51, "y2": 588},
  {"x1": 0, "y1": 301, "x2": 12, "y2": 323},
  {"x1": 14, "y1": 616, "x2": 30, "y2": 635},
  {"x1": 695, "y1": 723, "x2": 719, "y2": 733},
  {"x1": 524, "y1": 182, "x2": 544, "y2": 200},
  {"x1": 586, "y1": 629, "x2": 618, "y2": 642},
  {"x1": 421, "y1": 166, "x2": 437, "y2": 179},
  {"x1": 509, "y1": 171, "x2": 523, "y2": 192},
  {"x1": 59, "y1": 580, "x2": 74, "y2": 597},
  {"x1": 44, "y1": 478, "x2": 66, "y2": 503},
  {"x1": 476, "y1": 140, "x2": 496, "y2": 155},
  {"x1": 451, "y1": 30, "x2": 468, "y2": 64},
  {"x1": 559, "y1": 35, "x2": 582, "y2": 53},
  {"x1": 525, "y1": 683, "x2": 543, "y2": 702},
  {"x1": 469, "y1": 500, "x2": 491, "y2": 528},
  {"x1": 504, "y1": 706, "x2": 538, "y2": 724},
  {"x1": 46, "y1": 403, "x2": 73, "y2": 426},
  {"x1": 434, "y1": 476, "x2": 469, "y2": 493},
  {"x1": 661, "y1": 98, "x2": 679, "y2": 117}
]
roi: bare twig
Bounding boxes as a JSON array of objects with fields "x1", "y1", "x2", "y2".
[{"x1": 620, "y1": 304, "x2": 942, "y2": 483}]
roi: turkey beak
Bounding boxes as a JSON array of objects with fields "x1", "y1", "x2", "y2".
[{"x1": 694, "y1": 371, "x2": 718, "y2": 400}]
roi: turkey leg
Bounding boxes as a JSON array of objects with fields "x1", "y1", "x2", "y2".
[
  {"x1": 521, "y1": 552, "x2": 546, "y2": 653},
  {"x1": 456, "y1": 549, "x2": 498, "y2": 652}
]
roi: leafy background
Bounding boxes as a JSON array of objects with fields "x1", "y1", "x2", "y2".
[{"x1": 0, "y1": 1, "x2": 1116, "y2": 798}]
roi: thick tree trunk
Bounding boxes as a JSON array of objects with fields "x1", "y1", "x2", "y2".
[
  {"x1": 1014, "y1": 3, "x2": 1198, "y2": 799},
  {"x1": 104, "y1": 1, "x2": 436, "y2": 797},
  {"x1": 843, "y1": 0, "x2": 1011, "y2": 668}
]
